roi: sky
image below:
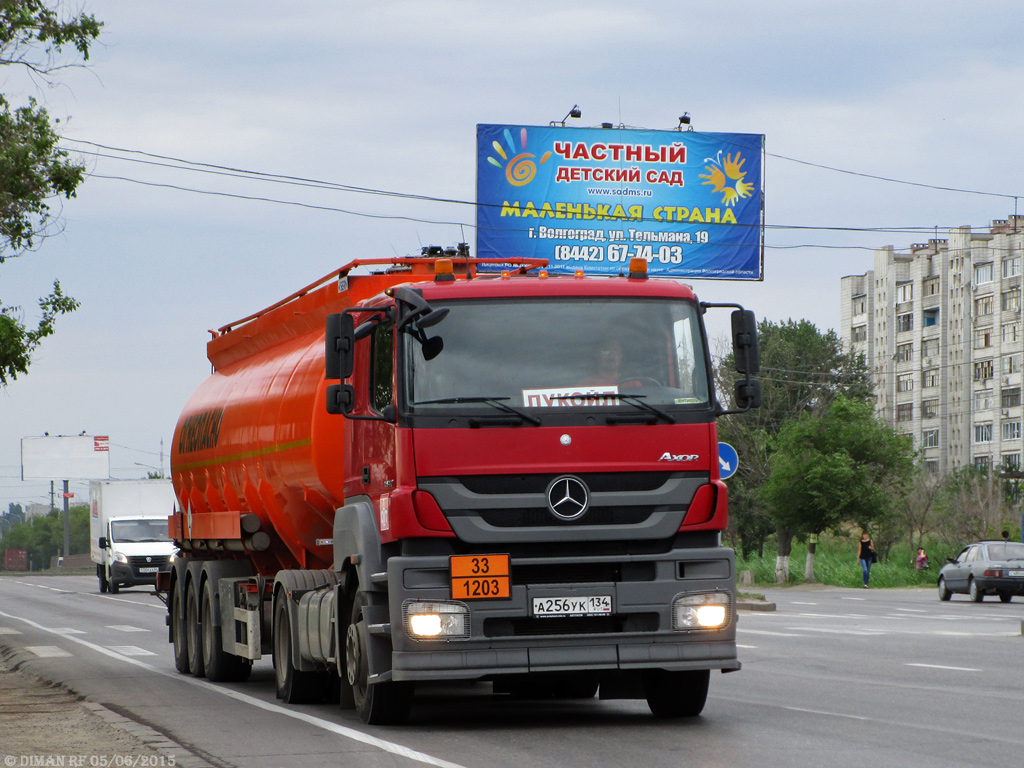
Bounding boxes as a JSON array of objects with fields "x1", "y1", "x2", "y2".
[{"x1": 3, "y1": 0, "x2": 1023, "y2": 512}]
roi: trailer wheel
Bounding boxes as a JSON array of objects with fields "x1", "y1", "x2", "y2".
[
  {"x1": 185, "y1": 579, "x2": 205, "y2": 677},
  {"x1": 345, "y1": 592, "x2": 413, "y2": 725},
  {"x1": 273, "y1": 593, "x2": 321, "y2": 703},
  {"x1": 170, "y1": 577, "x2": 189, "y2": 674},
  {"x1": 643, "y1": 669, "x2": 709, "y2": 718},
  {"x1": 202, "y1": 580, "x2": 251, "y2": 683}
]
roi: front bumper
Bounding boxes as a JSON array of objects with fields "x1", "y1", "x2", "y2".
[{"x1": 384, "y1": 545, "x2": 739, "y2": 681}]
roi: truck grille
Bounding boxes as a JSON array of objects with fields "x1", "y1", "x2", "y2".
[{"x1": 128, "y1": 555, "x2": 170, "y2": 570}]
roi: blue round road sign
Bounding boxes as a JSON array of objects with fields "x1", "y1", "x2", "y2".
[{"x1": 718, "y1": 442, "x2": 738, "y2": 480}]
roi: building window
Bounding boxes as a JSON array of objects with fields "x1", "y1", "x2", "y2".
[
  {"x1": 974, "y1": 329, "x2": 993, "y2": 349},
  {"x1": 924, "y1": 277, "x2": 940, "y2": 296},
  {"x1": 1003, "y1": 453, "x2": 1022, "y2": 471},
  {"x1": 922, "y1": 399, "x2": 939, "y2": 419},
  {"x1": 1002, "y1": 289, "x2": 1021, "y2": 312},
  {"x1": 896, "y1": 343, "x2": 913, "y2": 362},
  {"x1": 852, "y1": 296, "x2": 866, "y2": 315},
  {"x1": 896, "y1": 373, "x2": 914, "y2": 392},
  {"x1": 924, "y1": 459, "x2": 940, "y2": 474},
  {"x1": 1003, "y1": 256, "x2": 1022, "y2": 279},
  {"x1": 896, "y1": 403, "x2": 913, "y2": 423},
  {"x1": 896, "y1": 282, "x2": 913, "y2": 303},
  {"x1": 974, "y1": 389, "x2": 994, "y2": 411},
  {"x1": 921, "y1": 338, "x2": 940, "y2": 358},
  {"x1": 921, "y1": 429, "x2": 939, "y2": 448},
  {"x1": 1003, "y1": 354, "x2": 1022, "y2": 375},
  {"x1": 851, "y1": 325, "x2": 867, "y2": 342},
  {"x1": 974, "y1": 263, "x2": 994, "y2": 284},
  {"x1": 923, "y1": 308, "x2": 939, "y2": 327},
  {"x1": 974, "y1": 423, "x2": 993, "y2": 444},
  {"x1": 897, "y1": 313, "x2": 913, "y2": 332},
  {"x1": 974, "y1": 360, "x2": 994, "y2": 381},
  {"x1": 1002, "y1": 421, "x2": 1021, "y2": 441},
  {"x1": 1002, "y1": 388, "x2": 1022, "y2": 408},
  {"x1": 974, "y1": 455, "x2": 992, "y2": 469},
  {"x1": 1002, "y1": 322, "x2": 1021, "y2": 343},
  {"x1": 974, "y1": 296, "x2": 993, "y2": 316},
  {"x1": 923, "y1": 368, "x2": 940, "y2": 388}
]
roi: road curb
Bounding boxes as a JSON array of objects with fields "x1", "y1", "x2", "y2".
[
  {"x1": 737, "y1": 601, "x2": 776, "y2": 612},
  {"x1": 82, "y1": 702, "x2": 218, "y2": 768}
]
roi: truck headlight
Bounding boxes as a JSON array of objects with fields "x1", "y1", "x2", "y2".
[
  {"x1": 672, "y1": 592, "x2": 731, "y2": 631},
  {"x1": 403, "y1": 600, "x2": 470, "y2": 640},
  {"x1": 113, "y1": 551, "x2": 129, "y2": 564}
]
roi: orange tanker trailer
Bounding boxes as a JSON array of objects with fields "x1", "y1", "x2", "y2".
[{"x1": 161, "y1": 246, "x2": 761, "y2": 724}]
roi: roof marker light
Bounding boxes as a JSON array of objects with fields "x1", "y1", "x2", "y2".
[
  {"x1": 574, "y1": 269, "x2": 585, "y2": 279},
  {"x1": 628, "y1": 257, "x2": 649, "y2": 280},
  {"x1": 434, "y1": 258, "x2": 455, "y2": 282}
]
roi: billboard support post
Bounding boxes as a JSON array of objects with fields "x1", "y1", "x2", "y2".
[{"x1": 62, "y1": 480, "x2": 70, "y2": 565}]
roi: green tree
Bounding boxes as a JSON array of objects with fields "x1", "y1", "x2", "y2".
[
  {"x1": 716, "y1": 319, "x2": 874, "y2": 563},
  {"x1": 759, "y1": 395, "x2": 916, "y2": 581},
  {"x1": 0, "y1": 503, "x2": 89, "y2": 568},
  {"x1": 0, "y1": 1, "x2": 101, "y2": 384}
]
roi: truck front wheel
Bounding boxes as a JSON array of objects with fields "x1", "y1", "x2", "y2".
[
  {"x1": 643, "y1": 669, "x2": 710, "y2": 718},
  {"x1": 345, "y1": 592, "x2": 413, "y2": 725},
  {"x1": 97, "y1": 564, "x2": 108, "y2": 594},
  {"x1": 202, "y1": 580, "x2": 251, "y2": 683},
  {"x1": 108, "y1": 566, "x2": 120, "y2": 594}
]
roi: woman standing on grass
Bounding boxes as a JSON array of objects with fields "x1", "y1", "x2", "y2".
[{"x1": 858, "y1": 530, "x2": 876, "y2": 588}]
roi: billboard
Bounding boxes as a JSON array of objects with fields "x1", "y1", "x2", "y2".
[
  {"x1": 21, "y1": 435, "x2": 110, "y2": 480},
  {"x1": 476, "y1": 124, "x2": 763, "y2": 279}
]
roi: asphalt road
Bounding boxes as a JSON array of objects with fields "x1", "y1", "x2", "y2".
[{"x1": 1, "y1": 574, "x2": 1021, "y2": 768}]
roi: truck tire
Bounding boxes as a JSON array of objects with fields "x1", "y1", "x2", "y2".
[
  {"x1": 170, "y1": 578, "x2": 189, "y2": 674},
  {"x1": 643, "y1": 669, "x2": 709, "y2": 718},
  {"x1": 202, "y1": 580, "x2": 251, "y2": 683},
  {"x1": 185, "y1": 579, "x2": 205, "y2": 677},
  {"x1": 97, "y1": 565, "x2": 108, "y2": 594},
  {"x1": 273, "y1": 593, "x2": 322, "y2": 703},
  {"x1": 345, "y1": 591, "x2": 413, "y2": 725},
  {"x1": 108, "y1": 566, "x2": 120, "y2": 594}
]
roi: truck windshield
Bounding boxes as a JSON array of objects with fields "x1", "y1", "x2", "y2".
[
  {"x1": 110, "y1": 519, "x2": 170, "y2": 543},
  {"x1": 404, "y1": 297, "x2": 709, "y2": 412}
]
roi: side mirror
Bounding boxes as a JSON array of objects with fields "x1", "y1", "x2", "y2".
[
  {"x1": 98, "y1": 536, "x2": 109, "y2": 549},
  {"x1": 734, "y1": 378, "x2": 762, "y2": 410},
  {"x1": 326, "y1": 383, "x2": 355, "y2": 415},
  {"x1": 325, "y1": 313, "x2": 355, "y2": 381},
  {"x1": 731, "y1": 309, "x2": 760, "y2": 375}
]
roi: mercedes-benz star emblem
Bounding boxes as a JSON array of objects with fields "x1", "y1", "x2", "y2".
[{"x1": 546, "y1": 475, "x2": 590, "y2": 521}]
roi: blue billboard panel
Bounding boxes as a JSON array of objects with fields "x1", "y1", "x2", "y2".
[{"x1": 476, "y1": 124, "x2": 763, "y2": 280}]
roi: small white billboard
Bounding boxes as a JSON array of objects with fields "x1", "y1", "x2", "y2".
[{"x1": 21, "y1": 435, "x2": 111, "y2": 480}]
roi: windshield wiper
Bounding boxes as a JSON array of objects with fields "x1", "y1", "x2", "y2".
[
  {"x1": 413, "y1": 396, "x2": 541, "y2": 426},
  {"x1": 548, "y1": 393, "x2": 675, "y2": 424},
  {"x1": 608, "y1": 394, "x2": 676, "y2": 424}
]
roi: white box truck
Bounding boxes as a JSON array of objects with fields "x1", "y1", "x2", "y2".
[{"x1": 90, "y1": 479, "x2": 177, "y2": 593}]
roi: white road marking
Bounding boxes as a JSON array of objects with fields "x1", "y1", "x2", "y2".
[
  {"x1": 0, "y1": 627, "x2": 23, "y2": 635},
  {"x1": 736, "y1": 644, "x2": 758, "y2": 649},
  {"x1": 108, "y1": 646, "x2": 156, "y2": 656},
  {"x1": 894, "y1": 608, "x2": 927, "y2": 613},
  {"x1": 52, "y1": 628, "x2": 86, "y2": 635},
  {"x1": 105, "y1": 625, "x2": 150, "y2": 633},
  {"x1": 785, "y1": 706, "x2": 870, "y2": 721},
  {"x1": 906, "y1": 663, "x2": 981, "y2": 672},
  {"x1": 25, "y1": 645, "x2": 72, "y2": 658},
  {"x1": 738, "y1": 629, "x2": 805, "y2": 637},
  {"x1": 791, "y1": 601, "x2": 817, "y2": 605},
  {"x1": 0, "y1": 608, "x2": 469, "y2": 768}
]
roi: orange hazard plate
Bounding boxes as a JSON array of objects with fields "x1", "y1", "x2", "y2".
[{"x1": 450, "y1": 554, "x2": 511, "y2": 600}]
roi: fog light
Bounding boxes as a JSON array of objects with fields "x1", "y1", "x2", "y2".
[
  {"x1": 403, "y1": 600, "x2": 470, "y2": 640},
  {"x1": 672, "y1": 592, "x2": 731, "y2": 631}
]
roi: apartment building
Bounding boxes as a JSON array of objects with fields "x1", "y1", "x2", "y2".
[{"x1": 840, "y1": 216, "x2": 1024, "y2": 475}]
